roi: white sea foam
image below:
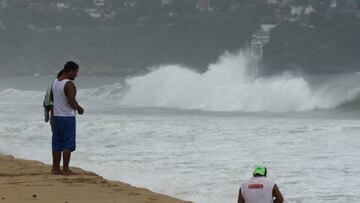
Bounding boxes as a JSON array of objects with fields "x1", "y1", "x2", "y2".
[{"x1": 119, "y1": 51, "x2": 360, "y2": 112}]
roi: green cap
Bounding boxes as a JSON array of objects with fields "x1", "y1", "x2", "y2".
[{"x1": 253, "y1": 165, "x2": 266, "y2": 176}]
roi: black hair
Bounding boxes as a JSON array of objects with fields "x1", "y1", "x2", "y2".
[
  {"x1": 63, "y1": 61, "x2": 79, "y2": 73},
  {"x1": 57, "y1": 69, "x2": 64, "y2": 78},
  {"x1": 263, "y1": 168, "x2": 267, "y2": 177}
]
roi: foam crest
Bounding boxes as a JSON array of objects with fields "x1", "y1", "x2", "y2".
[
  {"x1": 121, "y1": 51, "x2": 353, "y2": 112},
  {"x1": 1, "y1": 51, "x2": 360, "y2": 113}
]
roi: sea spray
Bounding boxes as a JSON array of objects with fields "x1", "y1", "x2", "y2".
[
  {"x1": 120, "y1": 51, "x2": 358, "y2": 112},
  {"x1": 1, "y1": 51, "x2": 360, "y2": 112}
]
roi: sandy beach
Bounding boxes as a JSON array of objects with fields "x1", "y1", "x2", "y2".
[{"x1": 0, "y1": 154, "x2": 191, "y2": 203}]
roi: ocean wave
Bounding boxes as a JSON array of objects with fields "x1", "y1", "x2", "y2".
[
  {"x1": 117, "y1": 51, "x2": 360, "y2": 112},
  {"x1": 0, "y1": 88, "x2": 42, "y2": 102},
  {"x1": 335, "y1": 94, "x2": 360, "y2": 110},
  {"x1": 2, "y1": 51, "x2": 360, "y2": 113}
]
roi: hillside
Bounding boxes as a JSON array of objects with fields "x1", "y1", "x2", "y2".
[
  {"x1": 263, "y1": 14, "x2": 360, "y2": 75},
  {"x1": 0, "y1": 0, "x2": 359, "y2": 76},
  {"x1": 0, "y1": 8, "x2": 260, "y2": 76}
]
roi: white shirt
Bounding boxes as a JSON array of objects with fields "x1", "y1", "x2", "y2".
[
  {"x1": 241, "y1": 177, "x2": 275, "y2": 203},
  {"x1": 52, "y1": 79, "x2": 75, "y2": 117}
]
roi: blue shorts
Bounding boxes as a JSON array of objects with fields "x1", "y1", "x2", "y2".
[{"x1": 52, "y1": 116, "x2": 76, "y2": 152}]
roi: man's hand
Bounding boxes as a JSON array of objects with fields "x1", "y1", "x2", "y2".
[{"x1": 77, "y1": 106, "x2": 84, "y2": 115}]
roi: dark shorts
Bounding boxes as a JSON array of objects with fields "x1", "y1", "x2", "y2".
[{"x1": 52, "y1": 116, "x2": 76, "y2": 152}]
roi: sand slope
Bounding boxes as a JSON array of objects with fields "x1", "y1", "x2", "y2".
[{"x1": 0, "y1": 154, "x2": 192, "y2": 203}]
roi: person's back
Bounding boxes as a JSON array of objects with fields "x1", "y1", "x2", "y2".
[
  {"x1": 52, "y1": 78, "x2": 75, "y2": 117},
  {"x1": 238, "y1": 166, "x2": 284, "y2": 203},
  {"x1": 240, "y1": 177, "x2": 275, "y2": 203}
]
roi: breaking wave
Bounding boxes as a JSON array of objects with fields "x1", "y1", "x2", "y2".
[
  {"x1": 118, "y1": 51, "x2": 360, "y2": 112},
  {"x1": 2, "y1": 51, "x2": 360, "y2": 113}
]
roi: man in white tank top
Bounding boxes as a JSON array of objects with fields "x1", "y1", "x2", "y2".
[
  {"x1": 51, "y1": 61, "x2": 84, "y2": 175},
  {"x1": 238, "y1": 166, "x2": 284, "y2": 203}
]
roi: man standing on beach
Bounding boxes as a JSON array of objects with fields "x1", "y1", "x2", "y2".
[
  {"x1": 51, "y1": 61, "x2": 84, "y2": 175},
  {"x1": 238, "y1": 166, "x2": 284, "y2": 203}
]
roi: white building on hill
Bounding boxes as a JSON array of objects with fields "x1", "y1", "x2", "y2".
[
  {"x1": 251, "y1": 24, "x2": 277, "y2": 58},
  {"x1": 291, "y1": 6, "x2": 304, "y2": 15},
  {"x1": 0, "y1": 0, "x2": 7, "y2": 9},
  {"x1": 94, "y1": 0, "x2": 105, "y2": 7},
  {"x1": 196, "y1": 0, "x2": 210, "y2": 11},
  {"x1": 331, "y1": 0, "x2": 337, "y2": 8}
]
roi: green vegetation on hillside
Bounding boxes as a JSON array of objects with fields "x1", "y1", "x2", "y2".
[
  {"x1": 263, "y1": 14, "x2": 360, "y2": 74},
  {"x1": 0, "y1": 8, "x2": 260, "y2": 75},
  {"x1": 0, "y1": 0, "x2": 359, "y2": 75}
]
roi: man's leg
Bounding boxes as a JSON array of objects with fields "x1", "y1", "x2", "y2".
[
  {"x1": 52, "y1": 116, "x2": 63, "y2": 175},
  {"x1": 51, "y1": 151, "x2": 62, "y2": 174},
  {"x1": 63, "y1": 149, "x2": 76, "y2": 175},
  {"x1": 63, "y1": 116, "x2": 76, "y2": 175}
]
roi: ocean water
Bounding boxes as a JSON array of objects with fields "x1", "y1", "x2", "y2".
[{"x1": 1, "y1": 52, "x2": 360, "y2": 203}]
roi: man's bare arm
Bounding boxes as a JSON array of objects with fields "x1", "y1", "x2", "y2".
[
  {"x1": 64, "y1": 81, "x2": 84, "y2": 114},
  {"x1": 273, "y1": 184, "x2": 284, "y2": 203},
  {"x1": 238, "y1": 188, "x2": 245, "y2": 203}
]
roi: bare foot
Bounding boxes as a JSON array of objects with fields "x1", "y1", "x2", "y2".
[
  {"x1": 51, "y1": 169, "x2": 64, "y2": 175},
  {"x1": 63, "y1": 169, "x2": 78, "y2": 175}
]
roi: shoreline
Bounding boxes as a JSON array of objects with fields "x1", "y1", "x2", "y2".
[{"x1": 0, "y1": 154, "x2": 192, "y2": 203}]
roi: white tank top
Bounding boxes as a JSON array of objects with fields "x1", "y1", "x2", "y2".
[
  {"x1": 241, "y1": 177, "x2": 275, "y2": 203},
  {"x1": 52, "y1": 79, "x2": 75, "y2": 117}
]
